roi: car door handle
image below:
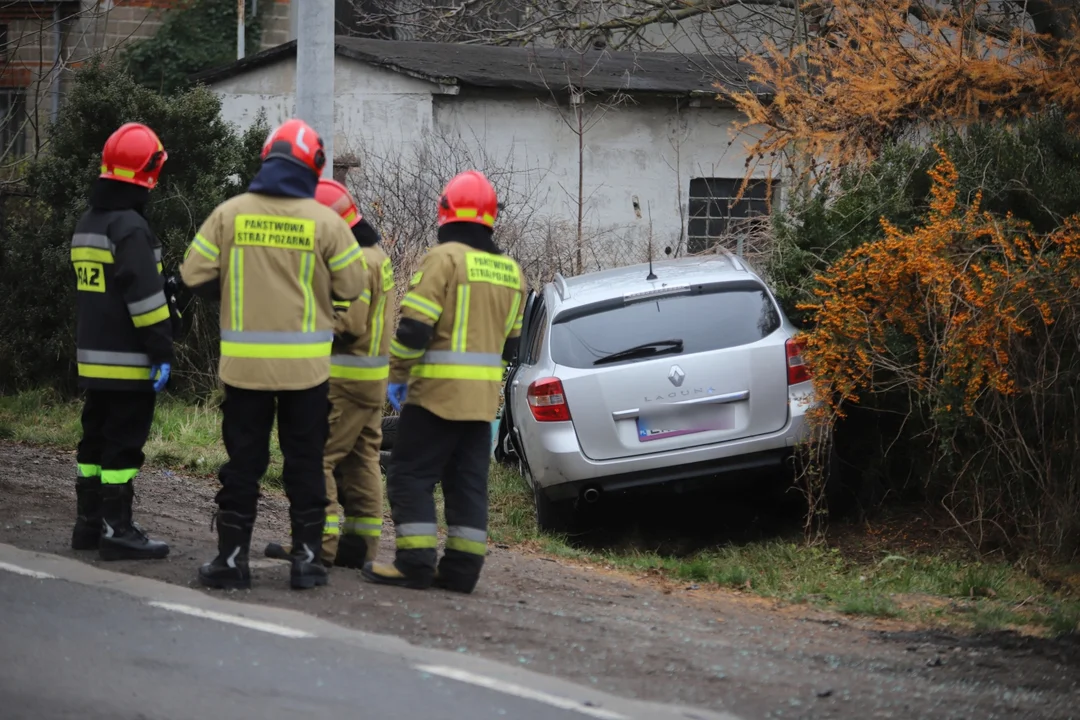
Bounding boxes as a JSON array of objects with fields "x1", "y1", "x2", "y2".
[{"x1": 611, "y1": 390, "x2": 750, "y2": 421}]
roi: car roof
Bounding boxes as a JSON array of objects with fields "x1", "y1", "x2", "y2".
[{"x1": 547, "y1": 254, "x2": 761, "y2": 311}]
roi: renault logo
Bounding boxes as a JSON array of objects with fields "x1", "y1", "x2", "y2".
[{"x1": 668, "y1": 365, "x2": 685, "y2": 387}]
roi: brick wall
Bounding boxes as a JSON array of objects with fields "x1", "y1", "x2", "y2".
[
  {"x1": 262, "y1": 0, "x2": 294, "y2": 49},
  {"x1": 98, "y1": 1, "x2": 173, "y2": 49},
  {"x1": 1, "y1": 0, "x2": 294, "y2": 158},
  {"x1": 81, "y1": 0, "x2": 295, "y2": 56}
]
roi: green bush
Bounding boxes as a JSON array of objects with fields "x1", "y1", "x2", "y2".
[
  {"x1": 769, "y1": 143, "x2": 934, "y2": 327},
  {"x1": 771, "y1": 112, "x2": 1080, "y2": 327},
  {"x1": 0, "y1": 61, "x2": 268, "y2": 396},
  {"x1": 768, "y1": 112, "x2": 1080, "y2": 556},
  {"x1": 123, "y1": 0, "x2": 269, "y2": 94}
]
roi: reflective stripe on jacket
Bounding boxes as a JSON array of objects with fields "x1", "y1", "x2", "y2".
[
  {"x1": 179, "y1": 193, "x2": 368, "y2": 391},
  {"x1": 71, "y1": 209, "x2": 174, "y2": 391},
  {"x1": 330, "y1": 244, "x2": 395, "y2": 406},
  {"x1": 389, "y1": 241, "x2": 525, "y2": 422}
]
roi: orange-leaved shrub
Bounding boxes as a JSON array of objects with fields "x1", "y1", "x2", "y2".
[
  {"x1": 798, "y1": 147, "x2": 1080, "y2": 559},
  {"x1": 725, "y1": 0, "x2": 1080, "y2": 178}
]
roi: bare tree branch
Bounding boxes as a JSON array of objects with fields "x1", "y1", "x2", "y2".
[
  {"x1": 341, "y1": 0, "x2": 1077, "y2": 60},
  {"x1": 0, "y1": 0, "x2": 162, "y2": 179}
]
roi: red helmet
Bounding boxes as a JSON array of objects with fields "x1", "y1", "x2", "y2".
[
  {"x1": 437, "y1": 170, "x2": 498, "y2": 228},
  {"x1": 99, "y1": 123, "x2": 168, "y2": 189},
  {"x1": 261, "y1": 118, "x2": 326, "y2": 175},
  {"x1": 315, "y1": 178, "x2": 361, "y2": 227}
]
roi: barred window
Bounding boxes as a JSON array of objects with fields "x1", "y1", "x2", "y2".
[{"x1": 686, "y1": 178, "x2": 777, "y2": 255}]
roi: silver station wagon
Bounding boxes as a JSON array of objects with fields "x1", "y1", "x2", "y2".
[{"x1": 497, "y1": 253, "x2": 816, "y2": 531}]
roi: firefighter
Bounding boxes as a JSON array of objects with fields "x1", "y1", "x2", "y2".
[
  {"x1": 264, "y1": 178, "x2": 392, "y2": 567},
  {"x1": 70, "y1": 122, "x2": 174, "y2": 562},
  {"x1": 362, "y1": 170, "x2": 524, "y2": 594},
  {"x1": 316, "y1": 178, "x2": 392, "y2": 567},
  {"x1": 180, "y1": 119, "x2": 368, "y2": 591}
]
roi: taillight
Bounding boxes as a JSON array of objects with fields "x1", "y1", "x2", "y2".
[
  {"x1": 786, "y1": 338, "x2": 811, "y2": 385},
  {"x1": 527, "y1": 377, "x2": 571, "y2": 422}
]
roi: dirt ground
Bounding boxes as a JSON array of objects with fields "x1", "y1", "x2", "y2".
[{"x1": 2, "y1": 441, "x2": 1078, "y2": 720}]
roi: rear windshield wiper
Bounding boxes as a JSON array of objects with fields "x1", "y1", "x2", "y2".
[{"x1": 593, "y1": 339, "x2": 684, "y2": 366}]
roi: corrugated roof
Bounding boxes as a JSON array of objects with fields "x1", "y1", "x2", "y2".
[{"x1": 191, "y1": 37, "x2": 768, "y2": 99}]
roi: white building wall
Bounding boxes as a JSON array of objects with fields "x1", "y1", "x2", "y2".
[
  {"x1": 212, "y1": 59, "x2": 297, "y2": 130},
  {"x1": 210, "y1": 57, "x2": 770, "y2": 272},
  {"x1": 431, "y1": 93, "x2": 767, "y2": 266},
  {"x1": 210, "y1": 57, "x2": 436, "y2": 155}
]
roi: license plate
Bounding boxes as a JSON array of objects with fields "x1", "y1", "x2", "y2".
[{"x1": 636, "y1": 405, "x2": 734, "y2": 442}]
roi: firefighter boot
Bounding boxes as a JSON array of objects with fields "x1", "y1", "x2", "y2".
[
  {"x1": 361, "y1": 560, "x2": 432, "y2": 590},
  {"x1": 198, "y1": 511, "x2": 256, "y2": 590},
  {"x1": 333, "y1": 534, "x2": 375, "y2": 569},
  {"x1": 432, "y1": 566, "x2": 481, "y2": 595},
  {"x1": 264, "y1": 539, "x2": 334, "y2": 567},
  {"x1": 290, "y1": 509, "x2": 330, "y2": 590},
  {"x1": 98, "y1": 482, "x2": 170, "y2": 561},
  {"x1": 71, "y1": 475, "x2": 103, "y2": 550}
]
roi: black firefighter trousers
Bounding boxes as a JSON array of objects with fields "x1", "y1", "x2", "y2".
[
  {"x1": 76, "y1": 389, "x2": 156, "y2": 485},
  {"x1": 216, "y1": 383, "x2": 330, "y2": 522},
  {"x1": 388, "y1": 404, "x2": 491, "y2": 590}
]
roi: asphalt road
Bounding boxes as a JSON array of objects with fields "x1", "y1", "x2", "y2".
[{"x1": 0, "y1": 547, "x2": 735, "y2": 720}]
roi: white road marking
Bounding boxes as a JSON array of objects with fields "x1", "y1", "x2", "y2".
[
  {"x1": 0, "y1": 561, "x2": 56, "y2": 579},
  {"x1": 148, "y1": 601, "x2": 314, "y2": 639},
  {"x1": 415, "y1": 664, "x2": 629, "y2": 720}
]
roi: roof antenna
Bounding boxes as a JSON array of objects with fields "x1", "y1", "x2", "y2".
[
  {"x1": 632, "y1": 194, "x2": 657, "y2": 281},
  {"x1": 645, "y1": 200, "x2": 657, "y2": 281}
]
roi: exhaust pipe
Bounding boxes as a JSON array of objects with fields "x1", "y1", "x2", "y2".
[{"x1": 582, "y1": 487, "x2": 601, "y2": 503}]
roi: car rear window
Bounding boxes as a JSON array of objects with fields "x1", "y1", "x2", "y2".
[{"x1": 549, "y1": 281, "x2": 781, "y2": 369}]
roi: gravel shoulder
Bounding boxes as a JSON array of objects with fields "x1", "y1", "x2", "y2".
[{"x1": 2, "y1": 441, "x2": 1077, "y2": 720}]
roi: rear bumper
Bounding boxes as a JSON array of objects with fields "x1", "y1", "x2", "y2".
[
  {"x1": 528, "y1": 413, "x2": 810, "y2": 501},
  {"x1": 543, "y1": 447, "x2": 796, "y2": 501}
]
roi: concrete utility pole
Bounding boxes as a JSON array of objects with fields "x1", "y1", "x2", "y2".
[
  {"x1": 295, "y1": 0, "x2": 335, "y2": 178},
  {"x1": 236, "y1": 0, "x2": 245, "y2": 60}
]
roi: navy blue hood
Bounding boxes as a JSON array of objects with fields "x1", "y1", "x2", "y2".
[
  {"x1": 89, "y1": 178, "x2": 150, "y2": 215},
  {"x1": 353, "y1": 216, "x2": 381, "y2": 247},
  {"x1": 247, "y1": 157, "x2": 318, "y2": 199},
  {"x1": 437, "y1": 221, "x2": 500, "y2": 254}
]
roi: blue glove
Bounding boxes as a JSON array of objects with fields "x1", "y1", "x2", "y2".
[
  {"x1": 151, "y1": 363, "x2": 171, "y2": 393},
  {"x1": 387, "y1": 382, "x2": 408, "y2": 412}
]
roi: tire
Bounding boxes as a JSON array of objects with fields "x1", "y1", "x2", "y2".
[
  {"x1": 380, "y1": 415, "x2": 398, "y2": 451},
  {"x1": 493, "y1": 414, "x2": 517, "y2": 467},
  {"x1": 533, "y1": 479, "x2": 577, "y2": 534}
]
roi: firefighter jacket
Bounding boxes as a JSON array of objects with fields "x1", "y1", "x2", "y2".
[
  {"x1": 389, "y1": 240, "x2": 525, "y2": 422},
  {"x1": 71, "y1": 204, "x2": 175, "y2": 391},
  {"x1": 330, "y1": 243, "x2": 395, "y2": 407},
  {"x1": 179, "y1": 193, "x2": 368, "y2": 391}
]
